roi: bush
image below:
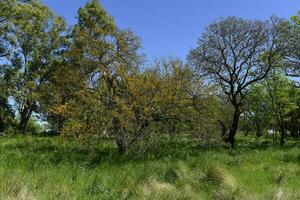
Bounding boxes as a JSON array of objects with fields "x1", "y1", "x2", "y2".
[{"x1": 26, "y1": 118, "x2": 43, "y2": 135}]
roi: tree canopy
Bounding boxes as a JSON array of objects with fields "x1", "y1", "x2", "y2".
[{"x1": 0, "y1": 0, "x2": 299, "y2": 153}]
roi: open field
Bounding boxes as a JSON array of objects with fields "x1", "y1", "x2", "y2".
[{"x1": 0, "y1": 135, "x2": 299, "y2": 200}]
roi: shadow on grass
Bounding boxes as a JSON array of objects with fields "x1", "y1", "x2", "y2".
[
  {"x1": 278, "y1": 152, "x2": 300, "y2": 165},
  {"x1": 235, "y1": 136, "x2": 300, "y2": 150},
  {"x1": 1, "y1": 136, "x2": 226, "y2": 168},
  {"x1": 1, "y1": 136, "x2": 116, "y2": 168},
  {"x1": 1, "y1": 135, "x2": 299, "y2": 168}
]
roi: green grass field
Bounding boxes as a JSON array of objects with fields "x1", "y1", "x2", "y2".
[{"x1": 0, "y1": 135, "x2": 299, "y2": 200}]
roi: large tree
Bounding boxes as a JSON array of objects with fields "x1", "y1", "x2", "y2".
[
  {"x1": 55, "y1": 0, "x2": 142, "y2": 153},
  {"x1": 0, "y1": 0, "x2": 17, "y2": 132},
  {"x1": 284, "y1": 11, "x2": 300, "y2": 87},
  {"x1": 2, "y1": 0, "x2": 65, "y2": 133},
  {"x1": 188, "y1": 17, "x2": 285, "y2": 148},
  {"x1": 0, "y1": 0, "x2": 14, "y2": 58}
]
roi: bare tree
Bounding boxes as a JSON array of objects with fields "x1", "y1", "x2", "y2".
[{"x1": 188, "y1": 17, "x2": 285, "y2": 148}]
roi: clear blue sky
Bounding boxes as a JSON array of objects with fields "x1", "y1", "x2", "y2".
[{"x1": 44, "y1": 0, "x2": 299, "y2": 62}]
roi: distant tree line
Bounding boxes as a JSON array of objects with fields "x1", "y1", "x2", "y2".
[{"x1": 0, "y1": 0, "x2": 299, "y2": 153}]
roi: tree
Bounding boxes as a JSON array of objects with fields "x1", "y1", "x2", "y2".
[
  {"x1": 243, "y1": 71, "x2": 299, "y2": 145},
  {"x1": 105, "y1": 59, "x2": 196, "y2": 153},
  {"x1": 243, "y1": 84, "x2": 271, "y2": 139},
  {"x1": 55, "y1": 0, "x2": 142, "y2": 153},
  {"x1": 285, "y1": 88, "x2": 300, "y2": 139},
  {"x1": 61, "y1": 56, "x2": 199, "y2": 154},
  {"x1": 284, "y1": 11, "x2": 300, "y2": 87},
  {"x1": 0, "y1": 58, "x2": 15, "y2": 133},
  {"x1": 0, "y1": 96, "x2": 14, "y2": 133},
  {"x1": 282, "y1": 11, "x2": 300, "y2": 139},
  {"x1": 2, "y1": 0, "x2": 65, "y2": 133},
  {"x1": 38, "y1": 60, "x2": 77, "y2": 133},
  {"x1": 0, "y1": 0, "x2": 17, "y2": 132},
  {"x1": 265, "y1": 73, "x2": 298, "y2": 145},
  {"x1": 188, "y1": 17, "x2": 285, "y2": 148},
  {"x1": 0, "y1": 0, "x2": 14, "y2": 58}
]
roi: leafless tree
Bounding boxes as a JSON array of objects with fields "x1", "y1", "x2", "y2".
[{"x1": 188, "y1": 17, "x2": 286, "y2": 148}]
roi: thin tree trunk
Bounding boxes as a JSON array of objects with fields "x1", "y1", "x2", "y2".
[
  {"x1": 290, "y1": 115, "x2": 298, "y2": 139},
  {"x1": 219, "y1": 120, "x2": 228, "y2": 140},
  {"x1": 57, "y1": 115, "x2": 65, "y2": 133},
  {"x1": 255, "y1": 123, "x2": 262, "y2": 140},
  {"x1": 112, "y1": 117, "x2": 127, "y2": 154},
  {"x1": 116, "y1": 132, "x2": 127, "y2": 154},
  {"x1": 279, "y1": 124, "x2": 285, "y2": 146},
  {"x1": 277, "y1": 114, "x2": 286, "y2": 146},
  {"x1": 57, "y1": 95, "x2": 66, "y2": 133}
]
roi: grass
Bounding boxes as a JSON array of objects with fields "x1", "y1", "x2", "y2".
[{"x1": 0, "y1": 134, "x2": 299, "y2": 199}]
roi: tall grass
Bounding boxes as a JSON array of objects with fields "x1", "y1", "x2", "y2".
[{"x1": 0, "y1": 134, "x2": 299, "y2": 199}]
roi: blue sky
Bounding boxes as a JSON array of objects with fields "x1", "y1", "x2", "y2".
[{"x1": 44, "y1": 0, "x2": 300, "y2": 62}]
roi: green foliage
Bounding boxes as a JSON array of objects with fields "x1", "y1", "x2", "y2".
[
  {"x1": 48, "y1": 0, "x2": 224, "y2": 154},
  {"x1": 265, "y1": 73, "x2": 298, "y2": 119},
  {"x1": 243, "y1": 72, "x2": 300, "y2": 144},
  {"x1": 55, "y1": 0, "x2": 142, "y2": 153},
  {"x1": 0, "y1": 0, "x2": 66, "y2": 133},
  {"x1": 188, "y1": 16, "x2": 286, "y2": 148},
  {"x1": 1, "y1": 0, "x2": 298, "y2": 150},
  {"x1": 25, "y1": 118, "x2": 43, "y2": 135},
  {"x1": 0, "y1": 97, "x2": 14, "y2": 133},
  {"x1": 0, "y1": 3, "x2": 299, "y2": 196},
  {"x1": 285, "y1": 11, "x2": 300, "y2": 84}
]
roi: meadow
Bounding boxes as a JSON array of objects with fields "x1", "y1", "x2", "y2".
[{"x1": 0, "y1": 135, "x2": 299, "y2": 200}]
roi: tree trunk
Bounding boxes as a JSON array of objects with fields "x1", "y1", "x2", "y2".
[
  {"x1": 290, "y1": 126, "x2": 297, "y2": 139},
  {"x1": 0, "y1": 120, "x2": 4, "y2": 133},
  {"x1": 255, "y1": 123, "x2": 262, "y2": 140},
  {"x1": 218, "y1": 120, "x2": 229, "y2": 142},
  {"x1": 277, "y1": 114, "x2": 286, "y2": 146},
  {"x1": 57, "y1": 115, "x2": 65, "y2": 133},
  {"x1": 279, "y1": 124, "x2": 285, "y2": 146},
  {"x1": 227, "y1": 105, "x2": 241, "y2": 148},
  {"x1": 116, "y1": 133, "x2": 127, "y2": 154},
  {"x1": 18, "y1": 104, "x2": 33, "y2": 134},
  {"x1": 57, "y1": 95, "x2": 66, "y2": 133},
  {"x1": 112, "y1": 117, "x2": 127, "y2": 154},
  {"x1": 290, "y1": 115, "x2": 299, "y2": 139}
]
